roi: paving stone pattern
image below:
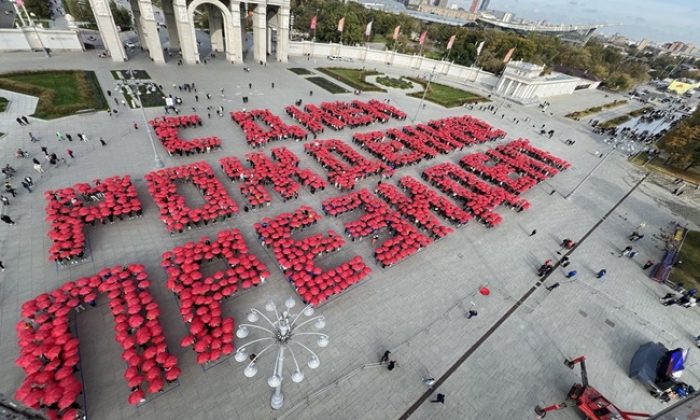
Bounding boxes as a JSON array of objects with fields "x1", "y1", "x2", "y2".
[{"x1": 0, "y1": 51, "x2": 699, "y2": 420}]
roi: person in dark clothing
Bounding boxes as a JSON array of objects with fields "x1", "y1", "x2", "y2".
[
  {"x1": 380, "y1": 350, "x2": 391, "y2": 364},
  {"x1": 387, "y1": 361, "x2": 396, "y2": 371},
  {"x1": 430, "y1": 393, "x2": 445, "y2": 404},
  {"x1": 1, "y1": 214, "x2": 16, "y2": 225}
]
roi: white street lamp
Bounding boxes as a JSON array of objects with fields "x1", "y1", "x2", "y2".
[
  {"x1": 116, "y1": 70, "x2": 164, "y2": 168},
  {"x1": 235, "y1": 297, "x2": 329, "y2": 410}
]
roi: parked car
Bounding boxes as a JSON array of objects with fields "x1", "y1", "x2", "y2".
[{"x1": 327, "y1": 55, "x2": 341, "y2": 61}]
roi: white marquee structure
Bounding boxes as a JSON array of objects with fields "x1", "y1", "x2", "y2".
[{"x1": 90, "y1": 0, "x2": 289, "y2": 64}]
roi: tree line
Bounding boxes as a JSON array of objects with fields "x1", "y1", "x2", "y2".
[
  {"x1": 291, "y1": 0, "x2": 698, "y2": 91},
  {"x1": 658, "y1": 107, "x2": 700, "y2": 171}
]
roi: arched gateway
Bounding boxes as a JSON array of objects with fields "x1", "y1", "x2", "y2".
[{"x1": 87, "y1": 0, "x2": 289, "y2": 64}]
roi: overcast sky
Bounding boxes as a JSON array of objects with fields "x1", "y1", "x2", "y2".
[{"x1": 454, "y1": 0, "x2": 700, "y2": 45}]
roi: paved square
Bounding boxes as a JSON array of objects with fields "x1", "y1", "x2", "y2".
[{"x1": 1, "y1": 51, "x2": 699, "y2": 420}]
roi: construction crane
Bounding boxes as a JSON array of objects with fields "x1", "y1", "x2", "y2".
[{"x1": 535, "y1": 356, "x2": 651, "y2": 419}]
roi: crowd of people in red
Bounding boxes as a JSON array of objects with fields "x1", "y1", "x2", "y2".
[
  {"x1": 284, "y1": 99, "x2": 407, "y2": 134},
  {"x1": 422, "y1": 162, "x2": 530, "y2": 228},
  {"x1": 254, "y1": 206, "x2": 371, "y2": 307},
  {"x1": 230, "y1": 109, "x2": 307, "y2": 148},
  {"x1": 45, "y1": 176, "x2": 142, "y2": 264},
  {"x1": 499, "y1": 139, "x2": 571, "y2": 172},
  {"x1": 322, "y1": 189, "x2": 433, "y2": 268},
  {"x1": 352, "y1": 115, "x2": 507, "y2": 169},
  {"x1": 219, "y1": 147, "x2": 327, "y2": 208},
  {"x1": 15, "y1": 264, "x2": 180, "y2": 418},
  {"x1": 376, "y1": 176, "x2": 472, "y2": 239},
  {"x1": 161, "y1": 229, "x2": 269, "y2": 365},
  {"x1": 145, "y1": 161, "x2": 238, "y2": 233},
  {"x1": 304, "y1": 139, "x2": 393, "y2": 190},
  {"x1": 149, "y1": 115, "x2": 221, "y2": 156},
  {"x1": 459, "y1": 153, "x2": 538, "y2": 195}
]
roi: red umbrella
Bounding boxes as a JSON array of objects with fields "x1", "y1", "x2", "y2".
[
  {"x1": 43, "y1": 384, "x2": 64, "y2": 405},
  {"x1": 128, "y1": 388, "x2": 145, "y2": 406},
  {"x1": 58, "y1": 393, "x2": 76, "y2": 410},
  {"x1": 148, "y1": 377, "x2": 164, "y2": 393},
  {"x1": 145, "y1": 367, "x2": 161, "y2": 381},
  {"x1": 165, "y1": 367, "x2": 181, "y2": 382},
  {"x1": 127, "y1": 375, "x2": 144, "y2": 388},
  {"x1": 128, "y1": 315, "x2": 144, "y2": 328},
  {"x1": 54, "y1": 366, "x2": 73, "y2": 381}
]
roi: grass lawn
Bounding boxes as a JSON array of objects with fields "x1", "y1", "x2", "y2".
[
  {"x1": 306, "y1": 77, "x2": 349, "y2": 94},
  {"x1": 0, "y1": 97, "x2": 7, "y2": 112},
  {"x1": 631, "y1": 153, "x2": 700, "y2": 184},
  {"x1": 407, "y1": 77, "x2": 487, "y2": 108},
  {"x1": 670, "y1": 231, "x2": 700, "y2": 290},
  {"x1": 288, "y1": 68, "x2": 313, "y2": 75},
  {"x1": 376, "y1": 76, "x2": 413, "y2": 89},
  {"x1": 0, "y1": 70, "x2": 107, "y2": 119},
  {"x1": 317, "y1": 67, "x2": 385, "y2": 92},
  {"x1": 599, "y1": 106, "x2": 654, "y2": 128},
  {"x1": 565, "y1": 100, "x2": 628, "y2": 119},
  {"x1": 111, "y1": 69, "x2": 151, "y2": 80}
]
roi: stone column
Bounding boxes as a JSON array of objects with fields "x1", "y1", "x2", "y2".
[
  {"x1": 161, "y1": 0, "x2": 180, "y2": 50},
  {"x1": 276, "y1": 5, "x2": 289, "y2": 62},
  {"x1": 252, "y1": 4, "x2": 266, "y2": 63},
  {"x1": 209, "y1": 5, "x2": 224, "y2": 53},
  {"x1": 137, "y1": 0, "x2": 164, "y2": 63},
  {"x1": 129, "y1": 0, "x2": 147, "y2": 48},
  {"x1": 173, "y1": 0, "x2": 197, "y2": 63},
  {"x1": 228, "y1": 1, "x2": 243, "y2": 62},
  {"x1": 88, "y1": 0, "x2": 127, "y2": 61}
]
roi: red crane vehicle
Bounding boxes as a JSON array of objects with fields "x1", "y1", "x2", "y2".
[{"x1": 535, "y1": 356, "x2": 651, "y2": 419}]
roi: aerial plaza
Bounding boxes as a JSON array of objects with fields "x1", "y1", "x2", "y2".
[{"x1": 1, "y1": 2, "x2": 700, "y2": 419}]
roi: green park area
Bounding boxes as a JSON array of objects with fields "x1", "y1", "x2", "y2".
[
  {"x1": 0, "y1": 70, "x2": 107, "y2": 119},
  {"x1": 376, "y1": 76, "x2": 413, "y2": 90},
  {"x1": 407, "y1": 77, "x2": 486, "y2": 108},
  {"x1": 317, "y1": 68, "x2": 385, "y2": 92},
  {"x1": 288, "y1": 68, "x2": 313, "y2": 75},
  {"x1": 0, "y1": 97, "x2": 8, "y2": 112},
  {"x1": 670, "y1": 231, "x2": 700, "y2": 291},
  {"x1": 306, "y1": 77, "x2": 349, "y2": 94},
  {"x1": 565, "y1": 100, "x2": 628, "y2": 120}
]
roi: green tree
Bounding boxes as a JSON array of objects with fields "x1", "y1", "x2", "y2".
[
  {"x1": 110, "y1": 1, "x2": 131, "y2": 30},
  {"x1": 65, "y1": 0, "x2": 95, "y2": 25},
  {"x1": 24, "y1": 0, "x2": 52, "y2": 20}
]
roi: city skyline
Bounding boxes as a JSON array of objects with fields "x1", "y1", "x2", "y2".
[{"x1": 454, "y1": 0, "x2": 700, "y2": 46}]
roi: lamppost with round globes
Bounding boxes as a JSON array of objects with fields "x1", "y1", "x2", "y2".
[{"x1": 234, "y1": 296, "x2": 328, "y2": 410}]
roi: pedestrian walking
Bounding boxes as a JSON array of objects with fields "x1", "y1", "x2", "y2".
[
  {"x1": 133, "y1": 122, "x2": 139, "y2": 130},
  {"x1": 41, "y1": 146, "x2": 48, "y2": 156},
  {"x1": 99, "y1": 137, "x2": 107, "y2": 146},
  {"x1": 21, "y1": 116, "x2": 29, "y2": 125},
  {"x1": 545, "y1": 282, "x2": 560, "y2": 291},
  {"x1": 628, "y1": 250, "x2": 638, "y2": 258},
  {"x1": 16, "y1": 117, "x2": 25, "y2": 126},
  {"x1": 466, "y1": 309, "x2": 478, "y2": 319},
  {"x1": 619, "y1": 246, "x2": 632, "y2": 257},
  {"x1": 220, "y1": 88, "x2": 224, "y2": 95},
  {"x1": 566, "y1": 270, "x2": 577, "y2": 279},
  {"x1": 67, "y1": 149, "x2": 74, "y2": 159},
  {"x1": 34, "y1": 163, "x2": 45, "y2": 174},
  {"x1": 107, "y1": 90, "x2": 111, "y2": 96},
  {"x1": 1, "y1": 214, "x2": 16, "y2": 225},
  {"x1": 249, "y1": 83, "x2": 252, "y2": 89},
  {"x1": 195, "y1": 94, "x2": 199, "y2": 102},
  {"x1": 380, "y1": 350, "x2": 391, "y2": 364},
  {"x1": 0, "y1": 195, "x2": 9, "y2": 206},
  {"x1": 643, "y1": 260, "x2": 654, "y2": 270},
  {"x1": 430, "y1": 393, "x2": 445, "y2": 404},
  {"x1": 24, "y1": 176, "x2": 33, "y2": 187},
  {"x1": 0, "y1": 260, "x2": 4, "y2": 271},
  {"x1": 271, "y1": 82, "x2": 275, "y2": 88},
  {"x1": 387, "y1": 361, "x2": 396, "y2": 371},
  {"x1": 529, "y1": 229, "x2": 537, "y2": 236},
  {"x1": 596, "y1": 269, "x2": 607, "y2": 279},
  {"x1": 21, "y1": 180, "x2": 32, "y2": 193},
  {"x1": 5, "y1": 182, "x2": 16, "y2": 197},
  {"x1": 206, "y1": 93, "x2": 211, "y2": 100},
  {"x1": 561, "y1": 256, "x2": 570, "y2": 267},
  {"x1": 66, "y1": 134, "x2": 73, "y2": 142}
]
